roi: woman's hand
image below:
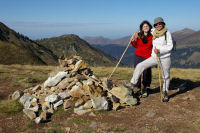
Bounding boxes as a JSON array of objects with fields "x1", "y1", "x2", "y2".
[
  {"x1": 154, "y1": 47, "x2": 160, "y2": 54},
  {"x1": 131, "y1": 32, "x2": 138, "y2": 41}
]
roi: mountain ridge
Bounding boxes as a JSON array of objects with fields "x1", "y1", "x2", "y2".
[
  {"x1": 85, "y1": 28, "x2": 200, "y2": 68},
  {"x1": 0, "y1": 22, "x2": 58, "y2": 65},
  {"x1": 36, "y1": 34, "x2": 119, "y2": 66}
]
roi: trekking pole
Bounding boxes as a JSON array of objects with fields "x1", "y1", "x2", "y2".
[
  {"x1": 107, "y1": 37, "x2": 132, "y2": 80},
  {"x1": 156, "y1": 54, "x2": 162, "y2": 101},
  {"x1": 155, "y1": 54, "x2": 162, "y2": 102}
]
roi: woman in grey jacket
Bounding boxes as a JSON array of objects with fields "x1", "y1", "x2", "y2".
[{"x1": 130, "y1": 17, "x2": 173, "y2": 102}]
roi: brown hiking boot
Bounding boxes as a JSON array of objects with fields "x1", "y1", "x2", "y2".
[
  {"x1": 162, "y1": 91, "x2": 169, "y2": 102},
  {"x1": 141, "y1": 86, "x2": 148, "y2": 98}
]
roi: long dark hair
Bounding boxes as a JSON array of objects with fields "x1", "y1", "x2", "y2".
[{"x1": 138, "y1": 20, "x2": 152, "y2": 44}]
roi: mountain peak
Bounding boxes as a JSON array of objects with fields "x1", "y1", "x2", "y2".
[
  {"x1": 60, "y1": 34, "x2": 79, "y2": 38},
  {"x1": 181, "y1": 28, "x2": 195, "y2": 32}
]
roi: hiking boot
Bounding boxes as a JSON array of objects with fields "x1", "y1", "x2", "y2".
[
  {"x1": 141, "y1": 87, "x2": 148, "y2": 98},
  {"x1": 162, "y1": 91, "x2": 169, "y2": 102}
]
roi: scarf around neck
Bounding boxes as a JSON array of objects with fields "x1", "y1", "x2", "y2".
[{"x1": 153, "y1": 28, "x2": 168, "y2": 40}]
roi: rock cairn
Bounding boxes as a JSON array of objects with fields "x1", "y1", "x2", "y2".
[{"x1": 12, "y1": 55, "x2": 137, "y2": 124}]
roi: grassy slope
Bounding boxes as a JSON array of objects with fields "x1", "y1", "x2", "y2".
[
  {"x1": 0, "y1": 22, "x2": 58, "y2": 65},
  {"x1": 0, "y1": 41, "x2": 45, "y2": 65},
  {"x1": 37, "y1": 35, "x2": 118, "y2": 66}
]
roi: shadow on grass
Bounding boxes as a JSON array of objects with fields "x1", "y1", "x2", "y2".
[{"x1": 148, "y1": 77, "x2": 200, "y2": 99}]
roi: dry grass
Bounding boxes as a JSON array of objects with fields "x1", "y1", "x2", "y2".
[
  {"x1": 0, "y1": 64, "x2": 199, "y2": 89},
  {"x1": 0, "y1": 100, "x2": 23, "y2": 114},
  {"x1": 0, "y1": 64, "x2": 55, "y2": 89},
  {"x1": 91, "y1": 66, "x2": 200, "y2": 89}
]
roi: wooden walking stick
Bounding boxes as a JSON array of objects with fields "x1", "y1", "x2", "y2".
[
  {"x1": 155, "y1": 54, "x2": 163, "y2": 102},
  {"x1": 107, "y1": 36, "x2": 132, "y2": 80}
]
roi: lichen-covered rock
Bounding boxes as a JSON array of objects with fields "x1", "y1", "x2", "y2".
[
  {"x1": 12, "y1": 90, "x2": 24, "y2": 100},
  {"x1": 69, "y1": 85, "x2": 86, "y2": 98},
  {"x1": 64, "y1": 99, "x2": 74, "y2": 111},
  {"x1": 45, "y1": 94, "x2": 59, "y2": 103},
  {"x1": 23, "y1": 109, "x2": 36, "y2": 120},
  {"x1": 57, "y1": 78, "x2": 71, "y2": 90},
  {"x1": 44, "y1": 71, "x2": 68, "y2": 88},
  {"x1": 72, "y1": 60, "x2": 88, "y2": 72},
  {"x1": 19, "y1": 94, "x2": 33, "y2": 105},
  {"x1": 58, "y1": 92, "x2": 70, "y2": 99},
  {"x1": 91, "y1": 97, "x2": 108, "y2": 110},
  {"x1": 110, "y1": 86, "x2": 137, "y2": 105},
  {"x1": 74, "y1": 105, "x2": 91, "y2": 115},
  {"x1": 53, "y1": 100, "x2": 63, "y2": 109},
  {"x1": 35, "y1": 117, "x2": 42, "y2": 124},
  {"x1": 83, "y1": 100, "x2": 93, "y2": 109}
]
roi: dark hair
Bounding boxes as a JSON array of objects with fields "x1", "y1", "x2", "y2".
[{"x1": 138, "y1": 20, "x2": 152, "y2": 44}]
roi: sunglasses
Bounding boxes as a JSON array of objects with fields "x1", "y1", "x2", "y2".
[{"x1": 155, "y1": 22, "x2": 163, "y2": 26}]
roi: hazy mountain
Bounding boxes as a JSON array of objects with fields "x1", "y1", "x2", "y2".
[
  {"x1": 172, "y1": 28, "x2": 195, "y2": 40},
  {"x1": 86, "y1": 28, "x2": 200, "y2": 68},
  {"x1": 84, "y1": 36, "x2": 131, "y2": 46},
  {"x1": 0, "y1": 22, "x2": 58, "y2": 65},
  {"x1": 84, "y1": 36, "x2": 113, "y2": 45},
  {"x1": 36, "y1": 35, "x2": 119, "y2": 66},
  {"x1": 175, "y1": 30, "x2": 200, "y2": 47}
]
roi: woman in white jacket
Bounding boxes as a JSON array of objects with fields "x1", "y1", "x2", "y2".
[{"x1": 130, "y1": 17, "x2": 173, "y2": 102}]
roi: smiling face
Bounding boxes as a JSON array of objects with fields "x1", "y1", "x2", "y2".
[
  {"x1": 142, "y1": 23, "x2": 150, "y2": 33},
  {"x1": 155, "y1": 22, "x2": 164, "y2": 31}
]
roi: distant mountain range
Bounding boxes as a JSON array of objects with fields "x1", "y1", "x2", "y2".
[
  {"x1": 84, "y1": 28, "x2": 200, "y2": 68},
  {"x1": 0, "y1": 21, "x2": 199, "y2": 68}
]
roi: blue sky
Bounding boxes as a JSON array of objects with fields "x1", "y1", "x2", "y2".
[{"x1": 1, "y1": 0, "x2": 200, "y2": 39}]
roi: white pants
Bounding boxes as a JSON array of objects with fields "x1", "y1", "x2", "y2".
[{"x1": 130, "y1": 56, "x2": 171, "y2": 92}]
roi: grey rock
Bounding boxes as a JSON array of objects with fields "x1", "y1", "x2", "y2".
[
  {"x1": 35, "y1": 117, "x2": 42, "y2": 124},
  {"x1": 44, "y1": 71, "x2": 68, "y2": 88},
  {"x1": 29, "y1": 105, "x2": 39, "y2": 112},
  {"x1": 58, "y1": 92, "x2": 70, "y2": 99},
  {"x1": 110, "y1": 86, "x2": 137, "y2": 105},
  {"x1": 91, "y1": 96, "x2": 108, "y2": 110},
  {"x1": 124, "y1": 96, "x2": 137, "y2": 106},
  {"x1": 45, "y1": 94, "x2": 59, "y2": 103},
  {"x1": 12, "y1": 90, "x2": 24, "y2": 100},
  {"x1": 19, "y1": 94, "x2": 33, "y2": 105},
  {"x1": 69, "y1": 85, "x2": 86, "y2": 98},
  {"x1": 57, "y1": 78, "x2": 71, "y2": 90},
  {"x1": 74, "y1": 105, "x2": 91, "y2": 115},
  {"x1": 53, "y1": 100, "x2": 63, "y2": 108},
  {"x1": 23, "y1": 109, "x2": 36, "y2": 120},
  {"x1": 83, "y1": 100, "x2": 93, "y2": 109},
  {"x1": 24, "y1": 100, "x2": 31, "y2": 109}
]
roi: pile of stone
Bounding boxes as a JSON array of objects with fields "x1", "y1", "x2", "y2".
[{"x1": 11, "y1": 55, "x2": 137, "y2": 124}]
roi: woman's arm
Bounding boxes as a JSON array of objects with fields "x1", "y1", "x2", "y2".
[{"x1": 131, "y1": 32, "x2": 139, "y2": 48}]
